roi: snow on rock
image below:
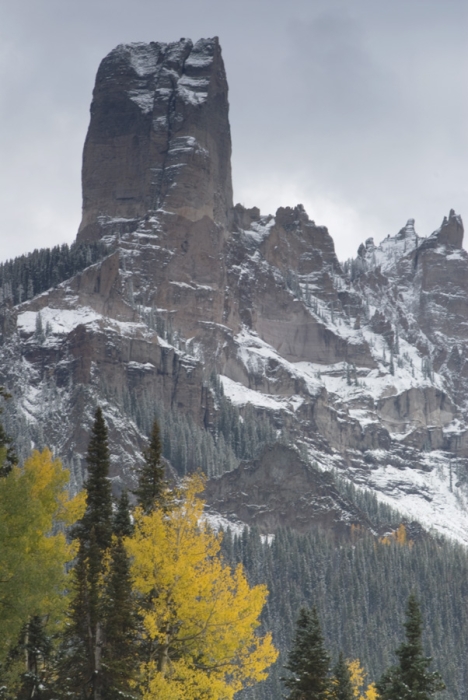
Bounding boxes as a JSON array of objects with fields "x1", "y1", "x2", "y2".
[
  {"x1": 235, "y1": 329, "x2": 322, "y2": 397},
  {"x1": 220, "y1": 375, "x2": 304, "y2": 413},
  {"x1": 17, "y1": 306, "x2": 155, "y2": 342},
  {"x1": 203, "y1": 509, "x2": 246, "y2": 538},
  {"x1": 242, "y1": 217, "x2": 276, "y2": 244},
  {"x1": 17, "y1": 307, "x2": 101, "y2": 335},
  {"x1": 177, "y1": 83, "x2": 208, "y2": 106},
  {"x1": 128, "y1": 90, "x2": 154, "y2": 113},
  {"x1": 122, "y1": 42, "x2": 160, "y2": 77},
  {"x1": 357, "y1": 452, "x2": 468, "y2": 545}
]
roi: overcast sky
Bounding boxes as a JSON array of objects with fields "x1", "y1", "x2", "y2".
[{"x1": 1, "y1": 0, "x2": 467, "y2": 263}]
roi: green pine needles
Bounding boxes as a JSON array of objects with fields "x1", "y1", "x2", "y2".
[
  {"x1": 377, "y1": 594, "x2": 445, "y2": 700},
  {"x1": 282, "y1": 607, "x2": 331, "y2": 700},
  {"x1": 134, "y1": 419, "x2": 169, "y2": 513},
  {"x1": 58, "y1": 406, "x2": 137, "y2": 700},
  {"x1": 280, "y1": 596, "x2": 444, "y2": 700},
  {"x1": 80, "y1": 406, "x2": 113, "y2": 550},
  {"x1": 333, "y1": 652, "x2": 355, "y2": 700}
]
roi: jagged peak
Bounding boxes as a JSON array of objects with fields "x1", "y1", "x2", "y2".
[
  {"x1": 396, "y1": 218, "x2": 417, "y2": 239},
  {"x1": 352, "y1": 209, "x2": 465, "y2": 280},
  {"x1": 430, "y1": 209, "x2": 464, "y2": 249},
  {"x1": 351, "y1": 218, "x2": 419, "y2": 276},
  {"x1": 275, "y1": 203, "x2": 315, "y2": 229}
]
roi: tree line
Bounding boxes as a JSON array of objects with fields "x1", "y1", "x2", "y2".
[{"x1": 0, "y1": 241, "x2": 108, "y2": 307}]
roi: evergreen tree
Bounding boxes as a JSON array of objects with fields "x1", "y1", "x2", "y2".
[
  {"x1": 134, "y1": 419, "x2": 168, "y2": 513},
  {"x1": 113, "y1": 490, "x2": 133, "y2": 537},
  {"x1": 57, "y1": 408, "x2": 114, "y2": 700},
  {"x1": 101, "y1": 535, "x2": 137, "y2": 699},
  {"x1": 59, "y1": 541, "x2": 92, "y2": 693},
  {"x1": 376, "y1": 594, "x2": 445, "y2": 700},
  {"x1": 79, "y1": 407, "x2": 113, "y2": 550},
  {"x1": 282, "y1": 607, "x2": 331, "y2": 700},
  {"x1": 100, "y1": 489, "x2": 137, "y2": 696},
  {"x1": 0, "y1": 240, "x2": 108, "y2": 307},
  {"x1": 333, "y1": 653, "x2": 354, "y2": 700},
  {"x1": 19, "y1": 617, "x2": 54, "y2": 700},
  {"x1": 0, "y1": 387, "x2": 17, "y2": 476}
]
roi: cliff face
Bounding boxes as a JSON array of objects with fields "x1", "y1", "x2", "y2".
[
  {"x1": 204, "y1": 443, "x2": 374, "y2": 536},
  {"x1": 78, "y1": 38, "x2": 233, "y2": 243},
  {"x1": 1, "y1": 38, "x2": 468, "y2": 542}
]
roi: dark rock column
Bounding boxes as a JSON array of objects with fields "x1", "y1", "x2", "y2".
[{"x1": 77, "y1": 37, "x2": 233, "y2": 243}]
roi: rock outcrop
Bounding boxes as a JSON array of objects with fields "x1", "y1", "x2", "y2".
[
  {"x1": 78, "y1": 38, "x2": 233, "y2": 244},
  {"x1": 1, "y1": 38, "x2": 468, "y2": 543},
  {"x1": 205, "y1": 443, "x2": 373, "y2": 535}
]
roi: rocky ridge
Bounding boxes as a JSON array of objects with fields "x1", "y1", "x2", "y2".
[{"x1": 1, "y1": 38, "x2": 468, "y2": 542}]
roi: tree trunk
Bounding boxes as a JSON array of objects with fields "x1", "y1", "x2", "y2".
[
  {"x1": 157, "y1": 631, "x2": 171, "y2": 676},
  {"x1": 94, "y1": 621, "x2": 103, "y2": 700}
]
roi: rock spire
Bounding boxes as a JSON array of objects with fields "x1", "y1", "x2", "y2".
[{"x1": 77, "y1": 38, "x2": 233, "y2": 244}]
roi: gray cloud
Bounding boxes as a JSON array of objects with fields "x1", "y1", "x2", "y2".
[{"x1": 1, "y1": 0, "x2": 466, "y2": 262}]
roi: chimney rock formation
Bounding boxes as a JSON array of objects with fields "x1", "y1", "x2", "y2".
[{"x1": 78, "y1": 38, "x2": 233, "y2": 244}]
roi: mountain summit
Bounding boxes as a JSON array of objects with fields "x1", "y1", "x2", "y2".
[
  {"x1": 0, "y1": 39, "x2": 467, "y2": 544},
  {"x1": 78, "y1": 38, "x2": 233, "y2": 243}
]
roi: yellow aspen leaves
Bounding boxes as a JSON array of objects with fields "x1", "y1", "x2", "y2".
[
  {"x1": 126, "y1": 472, "x2": 278, "y2": 700},
  {"x1": 0, "y1": 449, "x2": 85, "y2": 660},
  {"x1": 379, "y1": 524, "x2": 413, "y2": 547},
  {"x1": 348, "y1": 658, "x2": 377, "y2": 700}
]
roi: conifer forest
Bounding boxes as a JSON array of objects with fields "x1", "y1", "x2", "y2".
[{"x1": 0, "y1": 386, "x2": 465, "y2": 699}]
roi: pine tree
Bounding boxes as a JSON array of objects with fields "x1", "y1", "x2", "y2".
[
  {"x1": 62, "y1": 541, "x2": 92, "y2": 688},
  {"x1": 57, "y1": 408, "x2": 114, "y2": 700},
  {"x1": 79, "y1": 407, "x2": 113, "y2": 550},
  {"x1": 101, "y1": 534, "x2": 137, "y2": 699},
  {"x1": 99, "y1": 490, "x2": 137, "y2": 697},
  {"x1": 282, "y1": 607, "x2": 331, "y2": 700},
  {"x1": 35, "y1": 312, "x2": 45, "y2": 343},
  {"x1": 134, "y1": 419, "x2": 168, "y2": 513},
  {"x1": 113, "y1": 490, "x2": 133, "y2": 537},
  {"x1": 376, "y1": 594, "x2": 445, "y2": 700},
  {"x1": 333, "y1": 653, "x2": 354, "y2": 700},
  {"x1": 0, "y1": 387, "x2": 17, "y2": 476},
  {"x1": 4, "y1": 615, "x2": 55, "y2": 700}
]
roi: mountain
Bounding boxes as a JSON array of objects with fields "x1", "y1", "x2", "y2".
[{"x1": 1, "y1": 37, "x2": 468, "y2": 547}]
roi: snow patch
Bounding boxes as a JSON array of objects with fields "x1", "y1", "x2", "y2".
[
  {"x1": 128, "y1": 90, "x2": 154, "y2": 113},
  {"x1": 18, "y1": 307, "x2": 101, "y2": 335},
  {"x1": 177, "y1": 84, "x2": 208, "y2": 106},
  {"x1": 220, "y1": 375, "x2": 304, "y2": 413},
  {"x1": 203, "y1": 509, "x2": 246, "y2": 538}
]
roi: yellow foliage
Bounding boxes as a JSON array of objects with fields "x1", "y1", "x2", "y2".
[
  {"x1": 347, "y1": 658, "x2": 376, "y2": 700},
  {"x1": 126, "y1": 472, "x2": 278, "y2": 700},
  {"x1": 365, "y1": 682, "x2": 378, "y2": 700},
  {"x1": 0, "y1": 449, "x2": 85, "y2": 660},
  {"x1": 379, "y1": 524, "x2": 413, "y2": 547}
]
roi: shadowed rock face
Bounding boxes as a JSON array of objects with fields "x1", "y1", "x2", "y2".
[
  {"x1": 204, "y1": 443, "x2": 372, "y2": 535},
  {"x1": 78, "y1": 38, "x2": 233, "y2": 243}
]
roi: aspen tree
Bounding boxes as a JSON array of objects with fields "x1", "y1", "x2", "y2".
[
  {"x1": 126, "y1": 473, "x2": 278, "y2": 700},
  {"x1": 0, "y1": 449, "x2": 85, "y2": 694}
]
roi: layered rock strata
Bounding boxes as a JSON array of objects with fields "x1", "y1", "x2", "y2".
[{"x1": 1, "y1": 39, "x2": 468, "y2": 541}]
